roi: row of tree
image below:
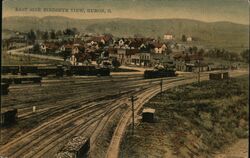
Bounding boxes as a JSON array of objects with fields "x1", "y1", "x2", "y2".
[
  {"x1": 204, "y1": 48, "x2": 249, "y2": 62},
  {"x1": 26, "y1": 28, "x2": 79, "y2": 44}
]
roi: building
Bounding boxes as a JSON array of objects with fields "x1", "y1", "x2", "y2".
[
  {"x1": 153, "y1": 43, "x2": 167, "y2": 54},
  {"x1": 187, "y1": 36, "x2": 192, "y2": 42},
  {"x1": 150, "y1": 53, "x2": 174, "y2": 68},
  {"x1": 173, "y1": 52, "x2": 208, "y2": 72},
  {"x1": 142, "y1": 108, "x2": 155, "y2": 123},
  {"x1": 163, "y1": 33, "x2": 174, "y2": 40}
]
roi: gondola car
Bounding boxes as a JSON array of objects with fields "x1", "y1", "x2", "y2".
[{"x1": 56, "y1": 136, "x2": 90, "y2": 158}]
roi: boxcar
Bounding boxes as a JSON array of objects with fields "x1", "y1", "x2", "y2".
[
  {"x1": 69, "y1": 66, "x2": 97, "y2": 76},
  {"x1": 20, "y1": 66, "x2": 38, "y2": 75},
  {"x1": 144, "y1": 70, "x2": 176, "y2": 79},
  {"x1": 1, "y1": 108, "x2": 18, "y2": 126},
  {"x1": 209, "y1": 73, "x2": 222, "y2": 80},
  {"x1": 37, "y1": 66, "x2": 58, "y2": 76},
  {"x1": 1, "y1": 83, "x2": 9, "y2": 95},
  {"x1": 1, "y1": 66, "x2": 19, "y2": 75},
  {"x1": 97, "y1": 68, "x2": 110, "y2": 76}
]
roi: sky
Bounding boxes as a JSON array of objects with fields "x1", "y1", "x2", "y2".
[{"x1": 2, "y1": 0, "x2": 249, "y2": 24}]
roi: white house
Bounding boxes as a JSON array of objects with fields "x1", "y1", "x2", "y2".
[
  {"x1": 118, "y1": 39, "x2": 124, "y2": 46},
  {"x1": 72, "y1": 46, "x2": 79, "y2": 55},
  {"x1": 40, "y1": 43, "x2": 47, "y2": 53},
  {"x1": 70, "y1": 55, "x2": 77, "y2": 65},
  {"x1": 187, "y1": 37, "x2": 192, "y2": 42},
  {"x1": 164, "y1": 33, "x2": 174, "y2": 40}
]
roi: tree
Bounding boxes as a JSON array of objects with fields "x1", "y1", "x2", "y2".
[
  {"x1": 33, "y1": 43, "x2": 40, "y2": 53},
  {"x1": 50, "y1": 30, "x2": 56, "y2": 39},
  {"x1": 27, "y1": 29, "x2": 36, "y2": 44},
  {"x1": 240, "y1": 49, "x2": 249, "y2": 63},
  {"x1": 36, "y1": 29, "x2": 42, "y2": 40},
  {"x1": 166, "y1": 46, "x2": 172, "y2": 55},
  {"x1": 181, "y1": 35, "x2": 187, "y2": 42},
  {"x1": 42, "y1": 31, "x2": 49, "y2": 40},
  {"x1": 112, "y1": 58, "x2": 121, "y2": 69},
  {"x1": 193, "y1": 46, "x2": 198, "y2": 54},
  {"x1": 198, "y1": 48, "x2": 205, "y2": 56},
  {"x1": 56, "y1": 30, "x2": 62, "y2": 37},
  {"x1": 63, "y1": 28, "x2": 77, "y2": 36}
]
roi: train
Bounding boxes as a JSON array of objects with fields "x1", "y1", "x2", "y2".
[
  {"x1": 144, "y1": 68, "x2": 176, "y2": 79},
  {"x1": 144, "y1": 63, "x2": 177, "y2": 79},
  {"x1": 1, "y1": 65, "x2": 110, "y2": 77}
]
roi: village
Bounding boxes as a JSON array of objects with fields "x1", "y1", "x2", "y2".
[{"x1": 3, "y1": 28, "x2": 241, "y2": 73}]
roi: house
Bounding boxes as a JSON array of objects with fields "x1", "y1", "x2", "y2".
[
  {"x1": 107, "y1": 47, "x2": 118, "y2": 59},
  {"x1": 131, "y1": 51, "x2": 151, "y2": 66},
  {"x1": 40, "y1": 42, "x2": 60, "y2": 53},
  {"x1": 131, "y1": 53, "x2": 140, "y2": 66},
  {"x1": 173, "y1": 52, "x2": 208, "y2": 72},
  {"x1": 117, "y1": 48, "x2": 139, "y2": 65},
  {"x1": 164, "y1": 33, "x2": 174, "y2": 40},
  {"x1": 118, "y1": 39, "x2": 125, "y2": 47},
  {"x1": 153, "y1": 43, "x2": 167, "y2": 54},
  {"x1": 187, "y1": 36, "x2": 192, "y2": 42},
  {"x1": 139, "y1": 53, "x2": 151, "y2": 66},
  {"x1": 150, "y1": 53, "x2": 174, "y2": 67},
  {"x1": 117, "y1": 48, "x2": 126, "y2": 64}
]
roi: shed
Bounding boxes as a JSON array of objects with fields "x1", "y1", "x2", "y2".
[
  {"x1": 1, "y1": 108, "x2": 18, "y2": 126},
  {"x1": 209, "y1": 73, "x2": 222, "y2": 80},
  {"x1": 142, "y1": 108, "x2": 155, "y2": 123},
  {"x1": 222, "y1": 72, "x2": 229, "y2": 79},
  {"x1": 1, "y1": 83, "x2": 9, "y2": 95}
]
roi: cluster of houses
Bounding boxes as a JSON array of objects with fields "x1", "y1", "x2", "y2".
[{"x1": 4, "y1": 31, "x2": 215, "y2": 72}]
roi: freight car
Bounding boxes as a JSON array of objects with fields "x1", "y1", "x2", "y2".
[
  {"x1": 96, "y1": 68, "x2": 110, "y2": 76},
  {"x1": 1, "y1": 83, "x2": 9, "y2": 95},
  {"x1": 68, "y1": 66, "x2": 110, "y2": 76},
  {"x1": 1, "y1": 108, "x2": 18, "y2": 126},
  {"x1": 1, "y1": 66, "x2": 19, "y2": 75},
  {"x1": 56, "y1": 136, "x2": 90, "y2": 158},
  {"x1": 2, "y1": 75, "x2": 42, "y2": 84},
  {"x1": 69, "y1": 65, "x2": 96, "y2": 76},
  {"x1": 37, "y1": 66, "x2": 64, "y2": 77},
  {"x1": 20, "y1": 66, "x2": 38, "y2": 75},
  {"x1": 144, "y1": 69, "x2": 176, "y2": 79}
]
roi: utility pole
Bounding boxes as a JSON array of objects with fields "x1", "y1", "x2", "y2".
[
  {"x1": 131, "y1": 96, "x2": 135, "y2": 135},
  {"x1": 0, "y1": 98, "x2": 2, "y2": 144},
  {"x1": 197, "y1": 59, "x2": 200, "y2": 85},
  {"x1": 160, "y1": 79, "x2": 163, "y2": 94},
  {"x1": 129, "y1": 95, "x2": 138, "y2": 135}
]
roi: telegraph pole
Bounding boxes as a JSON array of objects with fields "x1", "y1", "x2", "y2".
[
  {"x1": 0, "y1": 98, "x2": 2, "y2": 144},
  {"x1": 197, "y1": 59, "x2": 200, "y2": 85},
  {"x1": 129, "y1": 95, "x2": 137, "y2": 135},
  {"x1": 131, "y1": 96, "x2": 135, "y2": 135},
  {"x1": 160, "y1": 79, "x2": 163, "y2": 94}
]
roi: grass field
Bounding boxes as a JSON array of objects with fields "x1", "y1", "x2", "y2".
[
  {"x1": 1, "y1": 53, "x2": 64, "y2": 66},
  {"x1": 120, "y1": 75, "x2": 249, "y2": 158}
]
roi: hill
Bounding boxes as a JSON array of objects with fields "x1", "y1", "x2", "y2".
[{"x1": 3, "y1": 16, "x2": 249, "y2": 52}]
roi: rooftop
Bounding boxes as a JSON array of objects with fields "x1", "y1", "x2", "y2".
[{"x1": 142, "y1": 108, "x2": 155, "y2": 113}]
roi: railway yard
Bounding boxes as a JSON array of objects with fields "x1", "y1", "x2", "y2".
[{"x1": 0, "y1": 69, "x2": 248, "y2": 158}]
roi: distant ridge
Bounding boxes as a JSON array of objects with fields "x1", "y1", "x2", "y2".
[{"x1": 3, "y1": 16, "x2": 249, "y2": 52}]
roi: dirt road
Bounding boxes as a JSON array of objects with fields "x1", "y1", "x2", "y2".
[{"x1": 214, "y1": 139, "x2": 248, "y2": 158}]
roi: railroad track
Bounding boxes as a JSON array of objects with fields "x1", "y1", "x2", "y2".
[
  {"x1": 105, "y1": 75, "x2": 210, "y2": 158},
  {"x1": 105, "y1": 70, "x2": 248, "y2": 158},
  {"x1": 0, "y1": 98, "x2": 119, "y2": 157},
  {"x1": 0, "y1": 74, "x2": 205, "y2": 157}
]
